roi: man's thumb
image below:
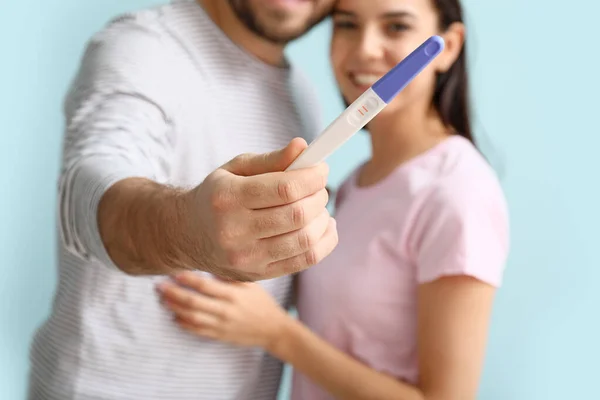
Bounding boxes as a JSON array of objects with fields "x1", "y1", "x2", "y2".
[{"x1": 223, "y1": 137, "x2": 307, "y2": 176}]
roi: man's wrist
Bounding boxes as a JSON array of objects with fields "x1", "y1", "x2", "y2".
[
  {"x1": 98, "y1": 178, "x2": 198, "y2": 275},
  {"x1": 142, "y1": 182, "x2": 190, "y2": 271}
]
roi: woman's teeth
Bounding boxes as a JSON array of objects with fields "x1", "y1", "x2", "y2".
[{"x1": 352, "y1": 74, "x2": 382, "y2": 86}]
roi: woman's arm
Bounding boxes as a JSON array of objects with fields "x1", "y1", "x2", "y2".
[
  {"x1": 157, "y1": 272, "x2": 495, "y2": 400},
  {"x1": 416, "y1": 276, "x2": 495, "y2": 399},
  {"x1": 270, "y1": 311, "x2": 424, "y2": 400},
  {"x1": 270, "y1": 275, "x2": 494, "y2": 400}
]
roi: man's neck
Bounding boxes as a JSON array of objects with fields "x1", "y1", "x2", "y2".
[{"x1": 198, "y1": 0, "x2": 287, "y2": 66}]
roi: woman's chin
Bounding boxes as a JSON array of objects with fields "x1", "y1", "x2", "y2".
[{"x1": 339, "y1": 84, "x2": 366, "y2": 106}]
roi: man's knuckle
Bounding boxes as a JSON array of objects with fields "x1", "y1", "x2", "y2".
[
  {"x1": 227, "y1": 250, "x2": 248, "y2": 269},
  {"x1": 210, "y1": 185, "x2": 235, "y2": 212},
  {"x1": 277, "y1": 180, "x2": 296, "y2": 203},
  {"x1": 233, "y1": 154, "x2": 249, "y2": 164},
  {"x1": 231, "y1": 153, "x2": 252, "y2": 170},
  {"x1": 297, "y1": 229, "x2": 310, "y2": 251},
  {"x1": 304, "y1": 249, "x2": 318, "y2": 266},
  {"x1": 291, "y1": 204, "x2": 305, "y2": 228},
  {"x1": 216, "y1": 229, "x2": 236, "y2": 250}
]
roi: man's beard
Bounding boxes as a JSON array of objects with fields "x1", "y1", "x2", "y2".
[{"x1": 227, "y1": 0, "x2": 327, "y2": 44}]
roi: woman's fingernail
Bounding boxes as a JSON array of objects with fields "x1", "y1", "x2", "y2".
[
  {"x1": 174, "y1": 271, "x2": 187, "y2": 280},
  {"x1": 155, "y1": 282, "x2": 168, "y2": 292}
]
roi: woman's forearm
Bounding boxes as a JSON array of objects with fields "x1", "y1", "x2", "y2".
[{"x1": 269, "y1": 317, "x2": 424, "y2": 400}]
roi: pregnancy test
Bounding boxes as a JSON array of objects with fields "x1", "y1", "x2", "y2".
[{"x1": 286, "y1": 35, "x2": 445, "y2": 171}]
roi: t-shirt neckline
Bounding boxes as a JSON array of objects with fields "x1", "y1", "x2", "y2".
[{"x1": 349, "y1": 134, "x2": 468, "y2": 194}]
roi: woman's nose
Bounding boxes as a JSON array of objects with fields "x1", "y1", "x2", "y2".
[{"x1": 354, "y1": 27, "x2": 385, "y2": 63}]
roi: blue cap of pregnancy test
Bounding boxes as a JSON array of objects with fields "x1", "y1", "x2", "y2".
[{"x1": 371, "y1": 35, "x2": 445, "y2": 104}]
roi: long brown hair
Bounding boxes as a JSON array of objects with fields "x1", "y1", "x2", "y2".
[{"x1": 432, "y1": 0, "x2": 474, "y2": 145}]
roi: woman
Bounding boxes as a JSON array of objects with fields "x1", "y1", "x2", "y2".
[{"x1": 157, "y1": 0, "x2": 510, "y2": 398}]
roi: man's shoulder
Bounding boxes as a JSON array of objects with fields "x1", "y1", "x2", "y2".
[
  {"x1": 64, "y1": 4, "x2": 196, "y2": 114},
  {"x1": 74, "y1": 3, "x2": 193, "y2": 85},
  {"x1": 88, "y1": 5, "x2": 172, "y2": 52},
  {"x1": 89, "y1": 1, "x2": 205, "y2": 47}
]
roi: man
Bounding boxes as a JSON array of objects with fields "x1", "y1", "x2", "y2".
[{"x1": 28, "y1": 0, "x2": 336, "y2": 398}]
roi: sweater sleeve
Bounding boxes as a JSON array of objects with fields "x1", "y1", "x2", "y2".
[{"x1": 58, "y1": 15, "x2": 179, "y2": 269}]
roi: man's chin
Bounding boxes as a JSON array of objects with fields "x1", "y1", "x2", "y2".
[
  {"x1": 262, "y1": 24, "x2": 316, "y2": 43},
  {"x1": 228, "y1": 0, "x2": 329, "y2": 45}
]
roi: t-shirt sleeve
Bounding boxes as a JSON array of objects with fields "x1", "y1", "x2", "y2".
[
  {"x1": 58, "y1": 14, "x2": 180, "y2": 269},
  {"x1": 407, "y1": 182, "x2": 510, "y2": 287}
]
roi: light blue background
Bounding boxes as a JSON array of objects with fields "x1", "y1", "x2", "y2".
[{"x1": 1, "y1": 1, "x2": 598, "y2": 399}]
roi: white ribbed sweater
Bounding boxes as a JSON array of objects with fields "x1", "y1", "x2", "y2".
[{"x1": 28, "y1": 2, "x2": 321, "y2": 399}]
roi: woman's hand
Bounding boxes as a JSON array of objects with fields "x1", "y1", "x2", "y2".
[{"x1": 156, "y1": 271, "x2": 290, "y2": 350}]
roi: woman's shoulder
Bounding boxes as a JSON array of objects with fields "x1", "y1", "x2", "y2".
[
  {"x1": 406, "y1": 137, "x2": 510, "y2": 286},
  {"x1": 381, "y1": 135, "x2": 507, "y2": 212},
  {"x1": 407, "y1": 135, "x2": 510, "y2": 242},
  {"x1": 436, "y1": 136, "x2": 506, "y2": 206}
]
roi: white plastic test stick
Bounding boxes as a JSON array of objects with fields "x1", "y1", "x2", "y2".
[{"x1": 286, "y1": 35, "x2": 445, "y2": 171}]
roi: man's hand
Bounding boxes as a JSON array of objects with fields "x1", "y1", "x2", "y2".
[
  {"x1": 181, "y1": 138, "x2": 338, "y2": 281},
  {"x1": 98, "y1": 137, "x2": 338, "y2": 280}
]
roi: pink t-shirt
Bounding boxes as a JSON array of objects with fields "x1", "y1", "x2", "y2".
[{"x1": 291, "y1": 135, "x2": 510, "y2": 400}]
